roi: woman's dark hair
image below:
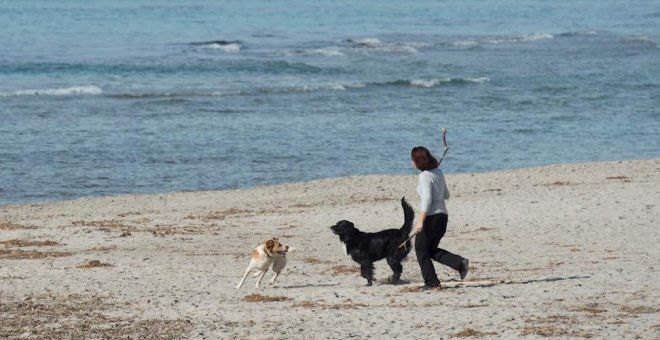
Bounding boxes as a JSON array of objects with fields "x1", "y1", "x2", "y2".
[{"x1": 411, "y1": 146, "x2": 439, "y2": 171}]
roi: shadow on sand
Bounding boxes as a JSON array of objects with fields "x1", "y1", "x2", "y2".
[
  {"x1": 280, "y1": 283, "x2": 341, "y2": 289},
  {"x1": 443, "y1": 275, "x2": 591, "y2": 289}
]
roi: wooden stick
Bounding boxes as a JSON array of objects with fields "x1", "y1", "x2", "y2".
[
  {"x1": 398, "y1": 233, "x2": 416, "y2": 249},
  {"x1": 438, "y1": 128, "x2": 449, "y2": 167}
]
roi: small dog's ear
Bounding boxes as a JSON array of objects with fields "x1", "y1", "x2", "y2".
[
  {"x1": 265, "y1": 239, "x2": 275, "y2": 256},
  {"x1": 272, "y1": 237, "x2": 279, "y2": 242}
]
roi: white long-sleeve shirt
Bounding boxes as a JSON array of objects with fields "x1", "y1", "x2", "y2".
[{"x1": 416, "y1": 168, "x2": 450, "y2": 215}]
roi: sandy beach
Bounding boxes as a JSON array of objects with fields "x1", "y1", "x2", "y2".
[{"x1": 1, "y1": 159, "x2": 658, "y2": 339}]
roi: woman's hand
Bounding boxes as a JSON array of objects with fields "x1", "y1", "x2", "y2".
[{"x1": 414, "y1": 212, "x2": 427, "y2": 234}]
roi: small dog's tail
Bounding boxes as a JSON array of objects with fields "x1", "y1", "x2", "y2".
[{"x1": 400, "y1": 197, "x2": 414, "y2": 237}]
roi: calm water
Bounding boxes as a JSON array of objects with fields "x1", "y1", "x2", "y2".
[{"x1": 1, "y1": 0, "x2": 659, "y2": 205}]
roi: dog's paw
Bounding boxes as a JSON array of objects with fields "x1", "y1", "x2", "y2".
[{"x1": 385, "y1": 275, "x2": 400, "y2": 285}]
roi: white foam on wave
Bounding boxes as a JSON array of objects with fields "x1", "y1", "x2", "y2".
[
  {"x1": 302, "y1": 83, "x2": 348, "y2": 91},
  {"x1": 453, "y1": 40, "x2": 479, "y2": 47},
  {"x1": 520, "y1": 32, "x2": 554, "y2": 42},
  {"x1": 283, "y1": 47, "x2": 345, "y2": 57},
  {"x1": 453, "y1": 33, "x2": 553, "y2": 47},
  {"x1": 358, "y1": 43, "x2": 419, "y2": 54},
  {"x1": 299, "y1": 80, "x2": 369, "y2": 92},
  {"x1": 410, "y1": 79, "x2": 444, "y2": 88},
  {"x1": 353, "y1": 38, "x2": 382, "y2": 47},
  {"x1": 205, "y1": 43, "x2": 241, "y2": 53},
  {"x1": 623, "y1": 36, "x2": 659, "y2": 48},
  {"x1": 626, "y1": 36, "x2": 651, "y2": 42},
  {"x1": 351, "y1": 38, "x2": 425, "y2": 54},
  {"x1": 210, "y1": 82, "x2": 366, "y2": 96},
  {"x1": 409, "y1": 77, "x2": 490, "y2": 88},
  {"x1": 346, "y1": 82, "x2": 367, "y2": 89},
  {"x1": 407, "y1": 42, "x2": 433, "y2": 49},
  {"x1": 0, "y1": 85, "x2": 103, "y2": 97},
  {"x1": 210, "y1": 89, "x2": 244, "y2": 96},
  {"x1": 465, "y1": 77, "x2": 490, "y2": 84},
  {"x1": 309, "y1": 47, "x2": 345, "y2": 56},
  {"x1": 488, "y1": 32, "x2": 554, "y2": 44},
  {"x1": 387, "y1": 45, "x2": 419, "y2": 53}
]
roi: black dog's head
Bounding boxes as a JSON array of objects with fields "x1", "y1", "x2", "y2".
[{"x1": 330, "y1": 220, "x2": 359, "y2": 241}]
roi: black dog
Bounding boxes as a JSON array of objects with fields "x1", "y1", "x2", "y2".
[{"x1": 330, "y1": 197, "x2": 414, "y2": 286}]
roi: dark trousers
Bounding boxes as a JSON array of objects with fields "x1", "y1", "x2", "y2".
[{"x1": 415, "y1": 213, "x2": 464, "y2": 286}]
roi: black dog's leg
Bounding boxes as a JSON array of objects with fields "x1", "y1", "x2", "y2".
[
  {"x1": 386, "y1": 257, "x2": 402, "y2": 284},
  {"x1": 360, "y1": 262, "x2": 374, "y2": 286}
]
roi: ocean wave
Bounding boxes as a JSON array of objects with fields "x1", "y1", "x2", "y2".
[
  {"x1": 204, "y1": 43, "x2": 241, "y2": 53},
  {"x1": 189, "y1": 40, "x2": 242, "y2": 53},
  {"x1": 243, "y1": 83, "x2": 365, "y2": 95},
  {"x1": 345, "y1": 38, "x2": 429, "y2": 54},
  {"x1": 452, "y1": 32, "x2": 554, "y2": 47},
  {"x1": 107, "y1": 91, "x2": 240, "y2": 100},
  {"x1": 282, "y1": 47, "x2": 345, "y2": 57},
  {"x1": 386, "y1": 77, "x2": 490, "y2": 88},
  {"x1": 290, "y1": 78, "x2": 487, "y2": 92},
  {"x1": 78, "y1": 77, "x2": 488, "y2": 100},
  {"x1": 1, "y1": 60, "x2": 333, "y2": 76},
  {"x1": 622, "y1": 36, "x2": 659, "y2": 48},
  {"x1": 0, "y1": 85, "x2": 102, "y2": 97},
  {"x1": 302, "y1": 84, "x2": 347, "y2": 91},
  {"x1": 488, "y1": 32, "x2": 554, "y2": 44},
  {"x1": 557, "y1": 30, "x2": 599, "y2": 37},
  {"x1": 452, "y1": 40, "x2": 479, "y2": 47},
  {"x1": 347, "y1": 38, "x2": 382, "y2": 48},
  {"x1": 301, "y1": 82, "x2": 367, "y2": 92}
]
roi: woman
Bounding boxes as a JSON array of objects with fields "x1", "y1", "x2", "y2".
[{"x1": 411, "y1": 146, "x2": 469, "y2": 289}]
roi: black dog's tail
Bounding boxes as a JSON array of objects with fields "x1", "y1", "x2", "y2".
[{"x1": 400, "y1": 197, "x2": 414, "y2": 237}]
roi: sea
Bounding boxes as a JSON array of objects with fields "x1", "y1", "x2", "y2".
[{"x1": 1, "y1": 0, "x2": 659, "y2": 205}]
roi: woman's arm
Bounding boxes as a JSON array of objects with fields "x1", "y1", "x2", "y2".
[
  {"x1": 414, "y1": 211, "x2": 427, "y2": 234},
  {"x1": 416, "y1": 173, "x2": 432, "y2": 233}
]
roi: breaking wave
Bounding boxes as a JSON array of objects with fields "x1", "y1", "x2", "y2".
[
  {"x1": 282, "y1": 47, "x2": 345, "y2": 57},
  {"x1": 452, "y1": 32, "x2": 554, "y2": 47},
  {"x1": 386, "y1": 77, "x2": 490, "y2": 88},
  {"x1": 104, "y1": 77, "x2": 487, "y2": 99},
  {"x1": 0, "y1": 85, "x2": 102, "y2": 97},
  {"x1": 345, "y1": 38, "x2": 430, "y2": 54},
  {"x1": 189, "y1": 40, "x2": 242, "y2": 53}
]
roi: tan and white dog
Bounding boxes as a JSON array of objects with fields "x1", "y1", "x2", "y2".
[{"x1": 236, "y1": 238, "x2": 294, "y2": 289}]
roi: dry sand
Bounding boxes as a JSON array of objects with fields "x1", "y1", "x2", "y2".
[{"x1": 1, "y1": 159, "x2": 659, "y2": 339}]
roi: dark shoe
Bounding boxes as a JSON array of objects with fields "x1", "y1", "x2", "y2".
[
  {"x1": 420, "y1": 283, "x2": 440, "y2": 291},
  {"x1": 459, "y1": 258, "x2": 469, "y2": 280}
]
